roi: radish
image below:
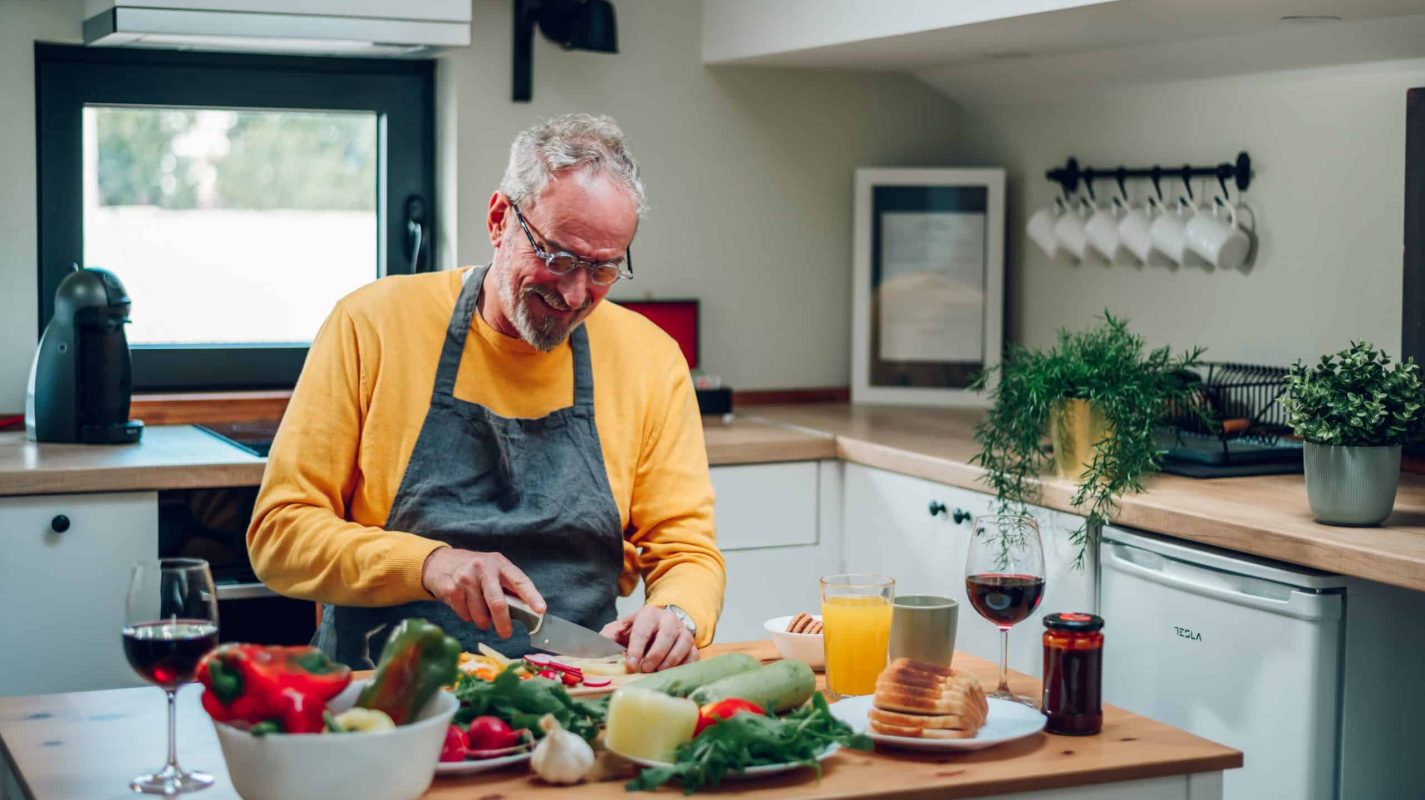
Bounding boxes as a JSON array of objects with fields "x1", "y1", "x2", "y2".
[{"x1": 582, "y1": 677, "x2": 612, "y2": 688}]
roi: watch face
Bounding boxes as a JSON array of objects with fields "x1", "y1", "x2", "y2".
[{"x1": 665, "y1": 605, "x2": 695, "y2": 634}]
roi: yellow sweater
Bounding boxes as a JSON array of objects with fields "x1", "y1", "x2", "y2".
[{"x1": 248, "y1": 268, "x2": 725, "y2": 645}]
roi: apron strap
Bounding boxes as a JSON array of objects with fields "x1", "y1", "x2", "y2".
[
  {"x1": 432, "y1": 266, "x2": 487, "y2": 398},
  {"x1": 433, "y1": 264, "x2": 596, "y2": 411}
]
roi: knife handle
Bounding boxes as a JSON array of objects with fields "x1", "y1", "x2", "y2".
[{"x1": 504, "y1": 595, "x2": 544, "y2": 635}]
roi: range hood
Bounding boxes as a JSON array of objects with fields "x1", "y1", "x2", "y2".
[{"x1": 83, "y1": 0, "x2": 471, "y2": 57}]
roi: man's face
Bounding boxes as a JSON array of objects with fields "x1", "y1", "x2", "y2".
[{"x1": 487, "y1": 171, "x2": 638, "y2": 350}]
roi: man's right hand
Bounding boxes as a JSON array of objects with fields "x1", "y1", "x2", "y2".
[{"x1": 420, "y1": 548, "x2": 546, "y2": 639}]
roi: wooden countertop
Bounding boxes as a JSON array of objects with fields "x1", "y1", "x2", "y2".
[
  {"x1": 0, "y1": 641, "x2": 1239, "y2": 800},
  {"x1": 0, "y1": 418, "x2": 835, "y2": 497},
  {"x1": 745, "y1": 403, "x2": 1425, "y2": 594}
]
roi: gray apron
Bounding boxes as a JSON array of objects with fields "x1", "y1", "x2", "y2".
[{"x1": 316, "y1": 265, "x2": 624, "y2": 667}]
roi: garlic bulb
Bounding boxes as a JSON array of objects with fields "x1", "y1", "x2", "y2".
[{"x1": 530, "y1": 714, "x2": 594, "y2": 785}]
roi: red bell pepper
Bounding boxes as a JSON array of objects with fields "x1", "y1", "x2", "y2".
[
  {"x1": 694, "y1": 698, "x2": 766, "y2": 736},
  {"x1": 197, "y1": 644, "x2": 352, "y2": 734}
]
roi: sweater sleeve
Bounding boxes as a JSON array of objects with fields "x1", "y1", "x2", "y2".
[
  {"x1": 247, "y1": 303, "x2": 447, "y2": 606},
  {"x1": 626, "y1": 363, "x2": 726, "y2": 647}
]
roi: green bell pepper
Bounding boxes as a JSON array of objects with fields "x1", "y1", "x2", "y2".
[{"x1": 356, "y1": 618, "x2": 461, "y2": 725}]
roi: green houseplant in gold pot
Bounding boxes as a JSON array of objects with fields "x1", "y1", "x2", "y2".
[
  {"x1": 972, "y1": 313, "x2": 1204, "y2": 566},
  {"x1": 1284, "y1": 342, "x2": 1425, "y2": 526}
]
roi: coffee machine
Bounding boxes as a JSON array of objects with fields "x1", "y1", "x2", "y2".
[{"x1": 26, "y1": 267, "x2": 144, "y2": 444}]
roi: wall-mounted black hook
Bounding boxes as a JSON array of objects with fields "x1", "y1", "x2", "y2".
[
  {"x1": 1045, "y1": 153, "x2": 1253, "y2": 200},
  {"x1": 1180, "y1": 165, "x2": 1195, "y2": 201},
  {"x1": 1082, "y1": 168, "x2": 1097, "y2": 201},
  {"x1": 1115, "y1": 167, "x2": 1129, "y2": 202},
  {"x1": 1215, "y1": 163, "x2": 1234, "y2": 205},
  {"x1": 1151, "y1": 166, "x2": 1164, "y2": 201}
]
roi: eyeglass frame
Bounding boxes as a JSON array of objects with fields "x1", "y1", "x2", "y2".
[{"x1": 509, "y1": 201, "x2": 634, "y2": 285}]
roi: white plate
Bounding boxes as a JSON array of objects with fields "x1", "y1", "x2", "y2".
[
  {"x1": 435, "y1": 751, "x2": 531, "y2": 776},
  {"x1": 829, "y1": 695, "x2": 1046, "y2": 752},
  {"x1": 613, "y1": 742, "x2": 840, "y2": 780}
]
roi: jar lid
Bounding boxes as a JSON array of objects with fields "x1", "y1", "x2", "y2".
[{"x1": 1043, "y1": 612, "x2": 1104, "y2": 632}]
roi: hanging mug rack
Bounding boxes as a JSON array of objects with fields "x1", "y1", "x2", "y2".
[{"x1": 1045, "y1": 152, "x2": 1252, "y2": 202}]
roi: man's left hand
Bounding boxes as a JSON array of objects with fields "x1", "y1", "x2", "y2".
[{"x1": 601, "y1": 605, "x2": 699, "y2": 673}]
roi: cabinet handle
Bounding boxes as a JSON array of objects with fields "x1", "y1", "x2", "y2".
[
  {"x1": 50, "y1": 515, "x2": 70, "y2": 533},
  {"x1": 928, "y1": 501, "x2": 947, "y2": 517},
  {"x1": 952, "y1": 508, "x2": 972, "y2": 525}
]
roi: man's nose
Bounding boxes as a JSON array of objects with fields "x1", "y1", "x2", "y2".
[{"x1": 557, "y1": 267, "x2": 591, "y2": 309}]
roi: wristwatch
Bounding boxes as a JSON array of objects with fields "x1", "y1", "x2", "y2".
[{"x1": 662, "y1": 604, "x2": 696, "y2": 637}]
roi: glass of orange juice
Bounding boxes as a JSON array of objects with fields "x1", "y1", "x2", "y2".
[{"x1": 820, "y1": 573, "x2": 895, "y2": 696}]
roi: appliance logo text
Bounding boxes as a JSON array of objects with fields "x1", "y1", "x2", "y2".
[{"x1": 1174, "y1": 626, "x2": 1203, "y2": 642}]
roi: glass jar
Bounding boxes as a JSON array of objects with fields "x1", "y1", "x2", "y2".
[{"x1": 1041, "y1": 612, "x2": 1104, "y2": 735}]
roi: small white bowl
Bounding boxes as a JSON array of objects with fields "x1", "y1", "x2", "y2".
[
  {"x1": 212, "y1": 679, "x2": 458, "y2": 800},
  {"x1": 764, "y1": 615, "x2": 826, "y2": 670}
]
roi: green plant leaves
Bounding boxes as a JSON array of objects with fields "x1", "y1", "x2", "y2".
[
  {"x1": 1282, "y1": 341, "x2": 1425, "y2": 447},
  {"x1": 971, "y1": 312, "x2": 1205, "y2": 567}
]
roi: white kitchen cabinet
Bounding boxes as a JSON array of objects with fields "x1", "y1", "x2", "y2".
[
  {"x1": 619, "y1": 461, "x2": 837, "y2": 643},
  {"x1": 0, "y1": 492, "x2": 157, "y2": 696},
  {"x1": 841, "y1": 464, "x2": 1096, "y2": 678}
]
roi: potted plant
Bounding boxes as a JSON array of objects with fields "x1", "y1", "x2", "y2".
[
  {"x1": 1284, "y1": 342, "x2": 1425, "y2": 526},
  {"x1": 972, "y1": 312, "x2": 1204, "y2": 567}
]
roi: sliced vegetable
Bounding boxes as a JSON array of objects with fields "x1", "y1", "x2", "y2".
[
  {"x1": 197, "y1": 644, "x2": 352, "y2": 734},
  {"x1": 625, "y1": 653, "x2": 761, "y2": 698},
  {"x1": 440, "y1": 725, "x2": 467, "y2": 763},
  {"x1": 356, "y1": 618, "x2": 461, "y2": 726},
  {"x1": 465, "y1": 715, "x2": 520, "y2": 751},
  {"x1": 688, "y1": 659, "x2": 815, "y2": 714},
  {"x1": 478, "y1": 643, "x2": 514, "y2": 668},
  {"x1": 605, "y1": 687, "x2": 699, "y2": 763},
  {"x1": 452, "y1": 666, "x2": 604, "y2": 743},
  {"x1": 694, "y1": 698, "x2": 764, "y2": 737},
  {"x1": 582, "y1": 677, "x2": 612, "y2": 688},
  {"x1": 331, "y1": 707, "x2": 396, "y2": 733}
]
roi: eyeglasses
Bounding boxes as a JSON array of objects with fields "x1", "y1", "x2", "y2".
[{"x1": 510, "y1": 202, "x2": 633, "y2": 286}]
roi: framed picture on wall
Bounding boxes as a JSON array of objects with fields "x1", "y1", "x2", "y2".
[{"x1": 851, "y1": 167, "x2": 1005, "y2": 406}]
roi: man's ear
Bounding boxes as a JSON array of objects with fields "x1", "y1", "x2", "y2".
[{"x1": 487, "y1": 192, "x2": 511, "y2": 248}]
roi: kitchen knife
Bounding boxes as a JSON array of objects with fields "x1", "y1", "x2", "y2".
[{"x1": 506, "y1": 596, "x2": 627, "y2": 658}]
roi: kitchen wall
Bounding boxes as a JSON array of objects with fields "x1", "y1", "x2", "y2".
[
  {"x1": 0, "y1": 0, "x2": 966, "y2": 412},
  {"x1": 940, "y1": 49, "x2": 1423, "y2": 365},
  {"x1": 439, "y1": 0, "x2": 964, "y2": 391},
  {"x1": 0, "y1": 0, "x2": 80, "y2": 415}
]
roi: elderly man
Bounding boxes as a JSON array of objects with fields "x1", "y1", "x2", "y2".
[{"x1": 248, "y1": 113, "x2": 724, "y2": 672}]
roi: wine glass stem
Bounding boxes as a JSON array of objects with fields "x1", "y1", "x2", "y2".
[
  {"x1": 997, "y1": 627, "x2": 1011, "y2": 696},
  {"x1": 165, "y1": 689, "x2": 181, "y2": 774}
]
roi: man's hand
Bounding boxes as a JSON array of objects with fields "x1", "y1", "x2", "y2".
[
  {"x1": 601, "y1": 605, "x2": 699, "y2": 673},
  {"x1": 421, "y1": 548, "x2": 546, "y2": 639}
]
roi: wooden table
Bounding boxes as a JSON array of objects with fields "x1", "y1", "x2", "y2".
[{"x1": 0, "y1": 642, "x2": 1238, "y2": 800}]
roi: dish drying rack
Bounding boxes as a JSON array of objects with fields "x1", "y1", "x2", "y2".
[{"x1": 1159, "y1": 362, "x2": 1303, "y2": 478}]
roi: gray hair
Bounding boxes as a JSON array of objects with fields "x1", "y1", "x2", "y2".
[{"x1": 499, "y1": 113, "x2": 647, "y2": 218}]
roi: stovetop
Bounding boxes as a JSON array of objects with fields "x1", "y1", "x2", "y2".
[{"x1": 195, "y1": 420, "x2": 280, "y2": 458}]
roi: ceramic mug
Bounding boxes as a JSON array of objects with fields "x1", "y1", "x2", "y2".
[
  {"x1": 1052, "y1": 199, "x2": 1093, "y2": 263},
  {"x1": 1116, "y1": 199, "x2": 1159, "y2": 266},
  {"x1": 889, "y1": 595, "x2": 958, "y2": 667},
  {"x1": 1148, "y1": 195, "x2": 1194, "y2": 266},
  {"x1": 1085, "y1": 197, "x2": 1128, "y2": 264},
  {"x1": 1186, "y1": 199, "x2": 1253, "y2": 270},
  {"x1": 1026, "y1": 199, "x2": 1067, "y2": 261}
]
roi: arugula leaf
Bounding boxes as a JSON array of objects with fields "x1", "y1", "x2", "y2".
[
  {"x1": 451, "y1": 666, "x2": 604, "y2": 742},
  {"x1": 626, "y1": 693, "x2": 871, "y2": 794}
]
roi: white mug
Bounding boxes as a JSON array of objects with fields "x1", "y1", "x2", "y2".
[
  {"x1": 1085, "y1": 197, "x2": 1128, "y2": 264},
  {"x1": 1052, "y1": 199, "x2": 1092, "y2": 263},
  {"x1": 1026, "y1": 200, "x2": 1067, "y2": 261},
  {"x1": 1116, "y1": 200, "x2": 1158, "y2": 266},
  {"x1": 1186, "y1": 199, "x2": 1253, "y2": 270},
  {"x1": 1148, "y1": 196, "x2": 1194, "y2": 266}
]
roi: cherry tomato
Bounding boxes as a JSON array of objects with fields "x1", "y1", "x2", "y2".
[
  {"x1": 560, "y1": 671, "x2": 582, "y2": 687},
  {"x1": 440, "y1": 725, "x2": 467, "y2": 762},
  {"x1": 537, "y1": 669, "x2": 559, "y2": 681},
  {"x1": 464, "y1": 715, "x2": 519, "y2": 752}
]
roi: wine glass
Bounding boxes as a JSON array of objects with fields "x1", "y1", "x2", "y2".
[
  {"x1": 123, "y1": 558, "x2": 220, "y2": 795},
  {"x1": 964, "y1": 515, "x2": 1045, "y2": 706}
]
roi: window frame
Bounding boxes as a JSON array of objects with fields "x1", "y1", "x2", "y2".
[{"x1": 35, "y1": 43, "x2": 435, "y2": 391}]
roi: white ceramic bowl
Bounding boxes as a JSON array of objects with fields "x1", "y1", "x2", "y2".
[
  {"x1": 212, "y1": 679, "x2": 458, "y2": 800},
  {"x1": 764, "y1": 615, "x2": 826, "y2": 670}
]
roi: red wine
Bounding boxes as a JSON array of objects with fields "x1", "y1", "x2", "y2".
[
  {"x1": 966, "y1": 573, "x2": 1046, "y2": 627},
  {"x1": 123, "y1": 620, "x2": 219, "y2": 689}
]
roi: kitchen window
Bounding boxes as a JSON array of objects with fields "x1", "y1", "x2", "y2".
[{"x1": 35, "y1": 44, "x2": 435, "y2": 390}]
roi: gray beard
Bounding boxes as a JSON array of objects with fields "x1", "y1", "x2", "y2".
[{"x1": 494, "y1": 266, "x2": 589, "y2": 351}]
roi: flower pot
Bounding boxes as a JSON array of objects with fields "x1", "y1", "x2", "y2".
[
  {"x1": 1303, "y1": 442, "x2": 1401, "y2": 526},
  {"x1": 1050, "y1": 398, "x2": 1111, "y2": 480}
]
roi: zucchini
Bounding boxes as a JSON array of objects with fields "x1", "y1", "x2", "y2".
[
  {"x1": 688, "y1": 659, "x2": 816, "y2": 713},
  {"x1": 626, "y1": 653, "x2": 761, "y2": 697}
]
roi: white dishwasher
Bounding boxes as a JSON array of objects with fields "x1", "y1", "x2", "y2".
[{"x1": 1100, "y1": 526, "x2": 1345, "y2": 800}]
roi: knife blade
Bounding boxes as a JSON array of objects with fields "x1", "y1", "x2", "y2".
[{"x1": 506, "y1": 597, "x2": 627, "y2": 658}]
